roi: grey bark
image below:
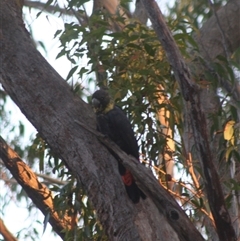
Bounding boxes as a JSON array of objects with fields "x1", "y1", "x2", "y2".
[
  {"x1": 194, "y1": 1, "x2": 240, "y2": 238},
  {"x1": 0, "y1": 0, "x2": 205, "y2": 240},
  {"x1": 140, "y1": 0, "x2": 239, "y2": 241}
]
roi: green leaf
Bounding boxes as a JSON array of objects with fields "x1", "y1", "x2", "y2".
[
  {"x1": 230, "y1": 105, "x2": 238, "y2": 121},
  {"x1": 181, "y1": 192, "x2": 190, "y2": 197},
  {"x1": 126, "y1": 43, "x2": 142, "y2": 50},
  {"x1": 37, "y1": 41, "x2": 47, "y2": 54},
  {"x1": 229, "y1": 179, "x2": 240, "y2": 190},
  {"x1": 66, "y1": 66, "x2": 78, "y2": 81},
  {"x1": 36, "y1": 11, "x2": 42, "y2": 18},
  {"x1": 19, "y1": 121, "x2": 25, "y2": 136},
  {"x1": 232, "y1": 150, "x2": 240, "y2": 162},
  {"x1": 54, "y1": 29, "x2": 62, "y2": 39},
  {"x1": 144, "y1": 43, "x2": 155, "y2": 56},
  {"x1": 78, "y1": 67, "x2": 89, "y2": 78},
  {"x1": 39, "y1": 149, "x2": 44, "y2": 172},
  {"x1": 56, "y1": 48, "x2": 66, "y2": 59},
  {"x1": 225, "y1": 146, "x2": 234, "y2": 162},
  {"x1": 43, "y1": 212, "x2": 51, "y2": 234}
]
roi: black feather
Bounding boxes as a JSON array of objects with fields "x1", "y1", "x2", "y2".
[{"x1": 92, "y1": 90, "x2": 146, "y2": 203}]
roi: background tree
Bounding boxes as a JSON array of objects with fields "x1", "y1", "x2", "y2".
[{"x1": 0, "y1": 0, "x2": 239, "y2": 240}]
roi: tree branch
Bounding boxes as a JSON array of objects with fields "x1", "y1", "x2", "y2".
[
  {"x1": 140, "y1": 0, "x2": 236, "y2": 240},
  {"x1": 196, "y1": 0, "x2": 240, "y2": 61},
  {"x1": 75, "y1": 120, "x2": 205, "y2": 241},
  {"x1": 0, "y1": 218, "x2": 18, "y2": 241},
  {"x1": 0, "y1": 1, "x2": 158, "y2": 240},
  {"x1": 207, "y1": 0, "x2": 231, "y2": 59},
  {"x1": 0, "y1": 1, "x2": 205, "y2": 240},
  {"x1": 0, "y1": 136, "x2": 73, "y2": 240},
  {"x1": 196, "y1": 0, "x2": 240, "y2": 101},
  {"x1": 2, "y1": 0, "x2": 238, "y2": 240},
  {"x1": 24, "y1": 0, "x2": 87, "y2": 23}
]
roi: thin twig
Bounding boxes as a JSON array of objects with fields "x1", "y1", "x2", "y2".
[
  {"x1": 36, "y1": 173, "x2": 68, "y2": 185},
  {"x1": 140, "y1": 159, "x2": 214, "y2": 223},
  {"x1": 186, "y1": 153, "x2": 200, "y2": 191},
  {"x1": 24, "y1": 0, "x2": 88, "y2": 24},
  {"x1": 141, "y1": 1, "x2": 236, "y2": 240}
]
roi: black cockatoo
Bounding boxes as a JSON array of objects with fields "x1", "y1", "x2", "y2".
[{"x1": 92, "y1": 89, "x2": 146, "y2": 203}]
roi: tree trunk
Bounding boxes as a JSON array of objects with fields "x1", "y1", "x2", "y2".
[
  {"x1": 0, "y1": 1, "x2": 204, "y2": 240},
  {"x1": 141, "y1": 0, "x2": 238, "y2": 240},
  {"x1": 1, "y1": 0, "x2": 239, "y2": 240}
]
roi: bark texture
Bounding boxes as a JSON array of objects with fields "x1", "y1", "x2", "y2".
[
  {"x1": 141, "y1": 0, "x2": 238, "y2": 241},
  {"x1": 0, "y1": 1, "x2": 204, "y2": 240},
  {"x1": 196, "y1": 0, "x2": 240, "y2": 61},
  {"x1": 1, "y1": 0, "x2": 239, "y2": 240},
  {"x1": 0, "y1": 136, "x2": 73, "y2": 240},
  {"x1": 193, "y1": 1, "x2": 240, "y2": 238},
  {"x1": 0, "y1": 1, "x2": 140, "y2": 240}
]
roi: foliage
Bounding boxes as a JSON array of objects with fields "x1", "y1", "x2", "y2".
[{"x1": 1, "y1": 0, "x2": 239, "y2": 240}]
